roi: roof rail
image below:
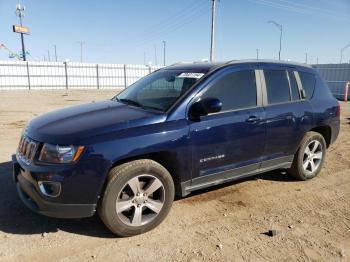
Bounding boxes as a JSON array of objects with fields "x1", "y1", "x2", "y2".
[
  {"x1": 224, "y1": 59, "x2": 313, "y2": 68},
  {"x1": 169, "y1": 61, "x2": 193, "y2": 66}
]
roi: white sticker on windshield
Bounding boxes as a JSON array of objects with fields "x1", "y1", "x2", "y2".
[{"x1": 178, "y1": 72, "x2": 204, "y2": 79}]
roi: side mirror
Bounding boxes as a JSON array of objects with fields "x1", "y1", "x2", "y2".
[{"x1": 189, "y1": 97, "x2": 222, "y2": 120}]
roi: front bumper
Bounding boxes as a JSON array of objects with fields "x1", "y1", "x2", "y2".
[{"x1": 13, "y1": 155, "x2": 96, "y2": 218}]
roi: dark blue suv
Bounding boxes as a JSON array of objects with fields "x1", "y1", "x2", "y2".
[{"x1": 13, "y1": 60, "x2": 340, "y2": 236}]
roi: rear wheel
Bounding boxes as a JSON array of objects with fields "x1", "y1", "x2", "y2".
[
  {"x1": 288, "y1": 131, "x2": 327, "y2": 180},
  {"x1": 98, "y1": 159, "x2": 174, "y2": 237}
]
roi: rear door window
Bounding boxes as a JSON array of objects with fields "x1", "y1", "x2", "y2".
[
  {"x1": 264, "y1": 70, "x2": 291, "y2": 104},
  {"x1": 299, "y1": 71, "x2": 316, "y2": 99}
]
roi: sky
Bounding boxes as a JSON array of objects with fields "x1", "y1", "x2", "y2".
[{"x1": 0, "y1": 0, "x2": 349, "y2": 65}]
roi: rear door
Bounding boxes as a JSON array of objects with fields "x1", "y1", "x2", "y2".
[
  {"x1": 260, "y1": 65, "x2": 313, "y2": 167},
  {"x1": 189, "y1": 67, "x2": 266, "y2": 186}
]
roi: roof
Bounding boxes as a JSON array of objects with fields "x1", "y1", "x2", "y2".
[{"x1": 165, "y1": 59, "x2": 312, "y2": 72}]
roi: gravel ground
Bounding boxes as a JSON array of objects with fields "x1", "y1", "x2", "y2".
[{"x1": 0, "y1": 90, "x2": 349, "y2": 262}]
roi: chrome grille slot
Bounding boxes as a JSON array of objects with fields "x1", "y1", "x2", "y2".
[{"x1": 17, "y1": 135, "x2": 38, "y2": 164}]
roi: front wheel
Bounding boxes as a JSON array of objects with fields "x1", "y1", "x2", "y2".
[
  {"x1": 98, "y1": 159, "x2": 175, "y2": 237},
  {"x1": 288, "y1": 131, "x2": 327, "y2": 180}
]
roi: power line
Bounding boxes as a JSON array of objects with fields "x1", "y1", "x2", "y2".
[
  {"x1": 137, "y1": 0, "x2": 205, "y2": 39},
  {"x1": 93, "y1": 1, "x2": 207, "y2": 50},
  {"x1": 276, "y1": 0, "x2": 346, "y2": 18},
  {"x1": 133, "y1": 2, "x2": 211, "y2": 48},
  {"x1": 247, "y1": 0, "x2": 350, "y2": 22}
]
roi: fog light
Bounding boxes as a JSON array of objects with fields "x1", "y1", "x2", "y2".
[{"x1": 38, "y1": 181, "x2": 61, "y2": 198}]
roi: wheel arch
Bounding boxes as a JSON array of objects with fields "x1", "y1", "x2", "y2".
[
  {"x1": 101, "y1": 151, "x2": 184, "y2": 197},
  {"x1": 309, "y1": 125, "x2": 332, "y2": 148}
]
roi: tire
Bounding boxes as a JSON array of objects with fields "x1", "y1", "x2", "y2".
[
  {"x1": 288, "y1": 131, "x2": 327, "y2": 180},
  {"x1": 98, "y1": 159, "x2": 175, "y2": 237}
]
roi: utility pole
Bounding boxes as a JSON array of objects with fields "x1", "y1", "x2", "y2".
[
  {"x1": 53, "y1": 44, "x2": 57, "y2": 61},
  {"x1": 78, "y1": 41, "x2": 85, "y2": 62},
  {"x1": 15, "y1": 3, "x2": 26, "y2": 61},
  {"x1": 268, "y1": 20, "x2": 283, "y2": 60},
  {"x1": 47, "y1": 49, "x2": 51, "y2": 61},
  {"x1": 162, "y1": 40, "x2": 166, "y2": 66},
  {"x1": 210, "y1": 0, "x2": 217, "y2": 62},
  {"x1": 316, "y1": 57, "x2": 319, "y2": 64},
  {"x1": 340, "y1": 43, "x2": 350, "y2": 64},
  {"x1": 143, "y1": 51, "x2": 146, "y2": 65},
  {"x1": 256, "y1": 49, "x2": 259, "y2": 60},
  {"x1": 305, "y1": 53, "x2": 308, "y2": 64}
]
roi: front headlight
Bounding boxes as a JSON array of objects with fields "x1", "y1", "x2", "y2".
[{"x1": 39, "y1": 144, "x2": 85, "y2": 164}]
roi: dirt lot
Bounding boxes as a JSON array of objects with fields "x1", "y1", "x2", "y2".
[{"x1": 0, "y1": 90, "x2": 349, "y2": 262}]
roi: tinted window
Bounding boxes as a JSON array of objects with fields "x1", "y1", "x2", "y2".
[
  {"x1": 202, "y1": 70, "x2": 257, "y2": 111},
  {"x1": 264, "y1": 70, "x2": 291, "y2": 104},
  {"x1": 299, "y1": 71, "x2": 316, "y2": 99},
  {"x1": 288, "y1": 71, "x2": 300, "y2": 101}
]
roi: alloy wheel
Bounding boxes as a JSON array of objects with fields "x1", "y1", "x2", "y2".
[
  {"x1": 115, "y1": 175, "x2": 165, "y2": 227},
  {"x1": 303, "y1": 139, "x2": 323, "y2": 175}
]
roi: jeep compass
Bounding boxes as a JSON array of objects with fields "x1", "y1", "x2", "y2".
[{"x1": 13, "y1": 60, "x2": 340, "y2": 236}]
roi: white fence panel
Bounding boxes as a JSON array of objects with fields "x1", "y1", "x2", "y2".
[{"x1": 0, "y1": 60, "x2": 163, "y2": 90}]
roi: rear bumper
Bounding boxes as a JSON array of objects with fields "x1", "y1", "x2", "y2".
[{"x1": 13, "y1": 155, "x2": 96, "y2": 219}]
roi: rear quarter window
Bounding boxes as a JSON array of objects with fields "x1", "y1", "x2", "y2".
[{"x1": 299, "y1": 71, "x2": 316, "y2": 99}]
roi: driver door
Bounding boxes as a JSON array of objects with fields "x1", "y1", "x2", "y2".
[{"x1": 189, "y1": 67, "x2": 266, "y2": 187}]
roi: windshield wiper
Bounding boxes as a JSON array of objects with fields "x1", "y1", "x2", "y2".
[
  {"x1": 116, "y1": 97, "x2": 164, "y2": 112},
  {"x1": 117, "y1": 98, "x2": 142, "y2": 108}
]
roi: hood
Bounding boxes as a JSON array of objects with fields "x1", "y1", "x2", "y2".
[{"x1": 26, "y1": 100, "x2": 166, "y2": 145}]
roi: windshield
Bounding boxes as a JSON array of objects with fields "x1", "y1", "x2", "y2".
[{"x1": 115, "y1": 69, "x2": 205, "y2": 112}]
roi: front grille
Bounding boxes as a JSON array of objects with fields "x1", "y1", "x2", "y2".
[{"x1": 17, "y1": 135, "x2": 39, "y2": 164}]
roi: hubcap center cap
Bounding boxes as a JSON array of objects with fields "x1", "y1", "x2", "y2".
[{"x1": 135, "y1": 193, "x2": 147, "y2": 205}]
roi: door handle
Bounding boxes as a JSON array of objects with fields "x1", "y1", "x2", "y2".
[{"x1": 246, "y1": 116, "x2": 261, "y2": 123}]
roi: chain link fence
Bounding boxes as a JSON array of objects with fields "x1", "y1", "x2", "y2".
[{"x1": 0, "y1": 61, "x2": 162, "y2": 90}]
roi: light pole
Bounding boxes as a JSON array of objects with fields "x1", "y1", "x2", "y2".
[
  {"x1": 162, "y1": 40, "x2": 166, "y2": 66},
  {"x1": 77, "y1": 41, "x2": 85, "y2": 62},
  {"x1": 256, "y1": 48, "x2": 259, "y2": 60},
  {"x1": 210, "y1": 0, "x2": 217, "y2": 62},
  {"x1": 340, "y1": 43, "x2": 350, "y2": 64},
  {"x1": 15, "y1": 3, "x2": 26, "y2": 61},
  {"x1": 268, "y1": 20, "x2": 283, "y2": 60},
  {"x1": 53, "y1": 44, "x2": 57, "y2": 61},
  {"x1": 154, "y1": 45, "x2": 157, "y2": 65}
]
